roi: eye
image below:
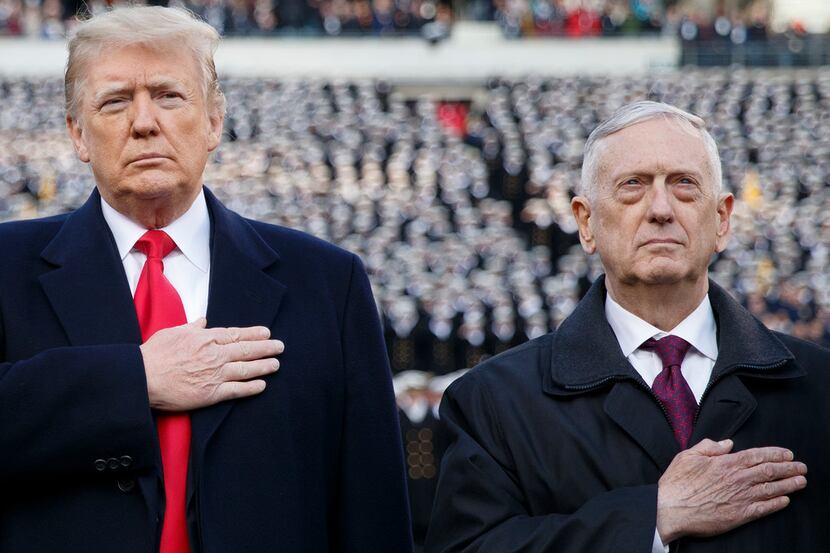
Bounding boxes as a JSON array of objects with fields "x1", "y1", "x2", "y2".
[
  {"x1": 98, "y1": 97, "x2": 128, "y2": 112},
  {"x1": 159, "y1": 91, "x2": 185, "y2": 102}
]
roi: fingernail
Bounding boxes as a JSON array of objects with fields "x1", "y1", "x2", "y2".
[
  {"x1": 275, "y1": 340, "x2": 285, "y2": 352},
  {"x1": 273, "y1": 359, "x2": 280, "y2": 371},
  {"x1": 796, "y1": 476, "x2": 807, "y2": 486}
]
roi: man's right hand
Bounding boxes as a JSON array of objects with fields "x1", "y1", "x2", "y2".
[
  {"x1": 656, "y1": 438, "x2": 808, "y2": 544},
  {"x1": 140, "y1": 318, "x2": 284, "y2": 411}
]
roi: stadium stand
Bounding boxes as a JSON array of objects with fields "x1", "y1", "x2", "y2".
[
  {"x1": 2, "y1": 72, "x2": 829, "y2": 369},
  {"x1": 0, "y1": 0, "x2": 784, "y2": 39}
]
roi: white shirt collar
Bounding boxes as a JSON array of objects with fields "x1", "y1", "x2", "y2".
[
  {"x1": 605, "y1": 291, "x2": 718, "y2": 361},
  {"x1": 100, "y1": 188, "x2": 211, "y2": 273}
]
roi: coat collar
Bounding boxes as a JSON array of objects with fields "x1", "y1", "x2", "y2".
[
  {"x1": 191, "y1": 186, "x2": 287, "y2": 451},
  {"x1": 543, "y1": 275, "x2": 801, "y2": 396},
  {"x1": 39, "y1": 187, "x2": 288, "y2": 532},
  {"x1": 542, "y1": 275, "x2": 804, "y2": 469},
  {"x1": 38, "y1": 187, "x2": 285, "y2": 346},
  {"x1": 39, "y1": 188, "x2": 143, "y2": 347},
  {"x1": 189, "y1": 187, "x2": 288, "y2": 529}
]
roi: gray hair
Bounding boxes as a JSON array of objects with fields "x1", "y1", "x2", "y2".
[
  {"x1": 65, "y1": 6, "x2": 226, "y2": 120},
  {"x1": 579, "y1": 101, "x2": 722, "y2": 198}
]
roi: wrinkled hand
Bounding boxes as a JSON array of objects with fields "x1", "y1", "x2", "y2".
[
  {"x1": 656, "y1": 438, "x2": 807, "y2": 544},
  {"x1": 140, "y1": 318, "x2": 284, "y2": 411}
]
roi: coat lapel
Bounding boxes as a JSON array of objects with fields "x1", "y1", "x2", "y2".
[
  {"x1": 38, "y1": 189, "x2": 160, "y2": 531},
  {"x1": 691, "y1": 374, "x2": 756, "y2": 442},
  {"x1": 187, "y1": 188, "x2": 287, "y2": 508},
  {"x1": 38, "y1": 189, "x2": 142, "y2": 347},
  {"x1": 544, "y1": 278, "x2": 679, "y2": 470},
  {"x1": 690, "y1": 282, "x2": 802, "y2": 443},
  {"x1": 604, "y1": 383, "x2": 680, "y2": 469},
  {"x1": 544, "y1": 277, "x2": 804, "y2": 470}
]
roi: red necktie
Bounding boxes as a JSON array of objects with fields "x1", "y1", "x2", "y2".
[
  {"x1": 133, "y1": 230, "x2": 191, "y2": 553},
  {"x1": 640, "y1": 335, "x2": 696, "y2": 449}
]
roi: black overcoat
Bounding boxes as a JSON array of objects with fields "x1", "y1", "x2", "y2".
[
  {"x1": 0, "y1": 188, "x2": 413, "y2": 553},
  {"x1": 426, "y1": 277, "x2": 830, "y2": 553}
]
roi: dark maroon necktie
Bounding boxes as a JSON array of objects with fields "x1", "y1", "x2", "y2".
[{"x1": 640, "y1": 335, "x2": 696, "y2": 449}]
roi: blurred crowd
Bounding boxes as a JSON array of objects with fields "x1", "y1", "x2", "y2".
[
  {"x1": 2, "y1": 71, "x2": 829, "y2": 368},
  {"x1": 3, "y1": 72, "x2": 830, "y2": 548},
  {"x1": 484, "y1": 71, "x2": 830, "y2": 347},
  {"x1": 494, "y1": 0, "x2": 776, "y2": 40},
  {"x1": 2, "y1": 0, "x2": 817, "y2": 40},
  {"x1": 0, "y1": 0, "x2": 450, "y2": 37}
]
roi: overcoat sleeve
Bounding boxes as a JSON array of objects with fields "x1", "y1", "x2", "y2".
[
  {"x1": 0, "y1": 343, "x2": 159, "y2": 482},
  {"x1": 333, "y1": 254, "x2": 414, "y2": 553},
  {"x1": 425, "y1": 372, "x2": 658, "y2": 553}
]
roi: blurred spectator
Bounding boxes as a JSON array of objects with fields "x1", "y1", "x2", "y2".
[
  {"x1": 3, "y1": 71, "x2": 830, "y2": 538},
  {"x1": 0, "y1": 0, "x2": 446, "y2": 36},
  {"x1": 1, "y1": 71, "x2": 829, "y2": 371}
]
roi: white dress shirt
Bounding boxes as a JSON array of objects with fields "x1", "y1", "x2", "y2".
[
  {"x1": 100, "y1": 189, "x2": 211, "y2": 323},
  {"x1": 604, "y1": 292, "x2": 719, "y2": 553}
]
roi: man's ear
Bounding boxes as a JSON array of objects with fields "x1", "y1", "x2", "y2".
[
  {"x1": 571, "y1": 195, "x2": 596, "y2": 255},
  {"x1": 66, "y1": 114, "x2": 90, "y2": 163},
  {"x1": 714, "y1": 192, "x2": 734, "y2": 253},
  {"x1": 206, "y1": 108, "x2": 224, "y2": 153}
]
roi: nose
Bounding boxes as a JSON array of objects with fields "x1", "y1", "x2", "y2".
[
  {"x1": 646, "y1": 179, "x2": 674, "y2": 223},
  {"x1": 130, "y1": 93, "x2": 160, "y2": 138}
]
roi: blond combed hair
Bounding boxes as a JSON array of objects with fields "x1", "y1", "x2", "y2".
[{"x1": 65, "y1": 5, "x2": 226, "y2": 120}]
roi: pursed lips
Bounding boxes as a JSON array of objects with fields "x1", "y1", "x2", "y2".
[
  {"x1": 129, "y1": 153, "x2": 171, "y2": 164},
  {"x1": 640, "y1": 238, "x2": 683, "y2": 247}
]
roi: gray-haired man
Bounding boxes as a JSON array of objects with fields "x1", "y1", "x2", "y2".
[{"x1": 425, "y1": 101, "x2": 829, "y2": 552}]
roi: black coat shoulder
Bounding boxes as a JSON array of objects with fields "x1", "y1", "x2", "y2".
[
  {"x1": 444, "y1": 332, "x2": 554, "y2": 408},
  {"x1": 244, "y1": 217, "x2": 359, "y2": 274}
]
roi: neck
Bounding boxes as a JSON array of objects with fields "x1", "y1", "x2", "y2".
[
  {"x1": 99, "y1": 187, "x2": 201, "y2": 229},
  {"x1": 605, "y1": 275, "x2": 709, "y2": 331}
]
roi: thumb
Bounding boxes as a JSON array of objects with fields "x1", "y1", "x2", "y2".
[
  {"x1": 690, "y1": 438, "x2": 734, "y2": 456},
  {"x1": 187, "y1": 317, "x2": 208, "y2": 329}
]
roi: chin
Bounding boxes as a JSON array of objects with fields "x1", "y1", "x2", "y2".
[
  {"x1": 641, "y1": 273, "x2": 686, "y2": 286},
  {"x1": 634, "y1": 260, "x2": 690, "y2": 285},
  {"x1": 128, "y1": 175, "x2": 191, "y2": 200}
]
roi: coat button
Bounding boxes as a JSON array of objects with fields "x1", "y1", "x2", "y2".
[
  {"x1": 107, "y1": 457, "x2": 120, "y2": 471},
  {"x1": 94, "y1": 459, "x2": 107, "y2": 472},
  {"x1": 120, "y1": 455, "x2": 133, "y2": 468},
  {"x1": 117, "y1": 478, "x2": 136, "y2": 493}
]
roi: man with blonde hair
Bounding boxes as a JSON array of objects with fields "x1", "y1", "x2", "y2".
[
  {"x1": 426, "y1": 101, "x2": 830, "y2": 552},
  {"x1": 0, "y1": 6, "x2": 411, "y2": 552}
]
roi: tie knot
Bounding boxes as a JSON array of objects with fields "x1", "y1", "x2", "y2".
[
  {"x1": 641, "y1": 335, "x2": 691, "y2": 369},
  {"x1": 134, "y1": 230, "x2": 177, "y2": 260}
]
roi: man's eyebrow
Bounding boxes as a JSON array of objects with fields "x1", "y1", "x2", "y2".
[
  {"x1": 608, "y1": 168, "x2": 706, "y2": 181},
  {"x1": 146, "y1": 77, "x2": 187, "y2": 91},
  {"x1": 91, "y1": 83, "x2": 132, "y2": 104},
  {"x1": 90, "y1": 78, "x2": 187, "y2": 104}
]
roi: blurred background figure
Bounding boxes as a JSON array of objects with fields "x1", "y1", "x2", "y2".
[{"x1": 2, "y1": 1, "x2": 830, "y2": 550}]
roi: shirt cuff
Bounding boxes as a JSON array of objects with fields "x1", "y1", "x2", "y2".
[{"x1": 652, "y1": 527, "x2": 670, "y2": 553}]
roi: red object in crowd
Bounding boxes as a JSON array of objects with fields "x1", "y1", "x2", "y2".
[
  {"x1": 565, "y1": 8, "x2": 601, "y2": 37},
  {"x1": 437, "y1": 102, "x2": 468, "y2": 137}
]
